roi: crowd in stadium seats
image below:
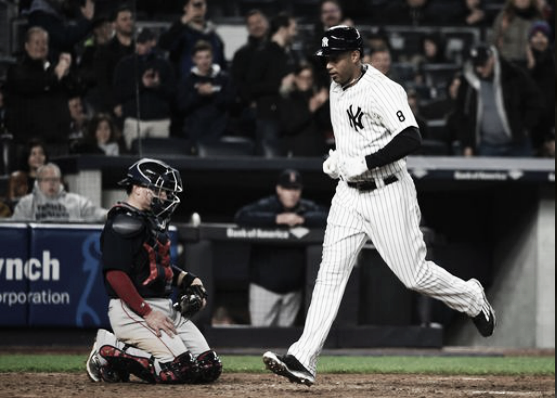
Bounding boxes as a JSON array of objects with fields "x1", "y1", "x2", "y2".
[{"x1": 0, "y1": 0, "x2": 554, "y2": 176}]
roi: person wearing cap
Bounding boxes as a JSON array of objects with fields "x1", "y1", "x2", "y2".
[
  {"x1": 453, "y1": 43, "x2": 543, "y2": 157},
  {"x1": 525, "y1": 21, "x2": 555, "y2": 157},
  {"x1": 112, "y1": 28, "x2": 176, "y2": 152},
  {"x1": 234, "y1": 169, "x2": 328, "y2": 327}
]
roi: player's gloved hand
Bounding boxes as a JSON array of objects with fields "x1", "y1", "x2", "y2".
[
  {"x1": 340, "y1": 157, "x2": 369, "y2": 181},
  {"x1": 173, "y1": 284, "x2": 208, "y2": 319},
  {"x1": 323, "y1": 149, "x2": 340, "y2": 179}
]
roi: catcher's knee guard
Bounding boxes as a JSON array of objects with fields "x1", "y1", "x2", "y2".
[
  {"x1": 99, "y1": 345, "x2": 157, "y2": 383},
  {"x1": 195, "y1": 350, "x2": 222, "y2": 383},
  {"x1": 158, "y1": 351, "x2": 198, "y2": 384}
]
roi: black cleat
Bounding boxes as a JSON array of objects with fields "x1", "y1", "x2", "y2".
[
  {"x1": 262, "y1": 351, "x2": 315, "y2": 386},
  {"x1": 470, "y1": 279, "x2": 496, "y2": 337}
]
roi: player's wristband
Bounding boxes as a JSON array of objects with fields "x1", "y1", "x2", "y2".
[{"x1": 181, "y1": 272, "x2": 198, "y2": 288}]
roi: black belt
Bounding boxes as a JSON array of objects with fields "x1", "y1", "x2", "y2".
[{"x1": 347, "y1": 175, "x2": 398, "y2": 192}]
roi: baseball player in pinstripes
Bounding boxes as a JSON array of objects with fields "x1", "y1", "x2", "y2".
[{"x1": 263, "y1": 25, "x2": 496, "y2": 387}]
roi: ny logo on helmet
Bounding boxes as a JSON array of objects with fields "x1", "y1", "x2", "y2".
[
  {"x1": 347, "y1": 105, "x2": 364, "y2": 131},
  {"x1": 322, "y1": 37, "x2": 329, "y2": 47}
]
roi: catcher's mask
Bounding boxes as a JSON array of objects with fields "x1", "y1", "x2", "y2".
[{"x1": 119, "y1": 158, "x2": 183, "y2": 220}]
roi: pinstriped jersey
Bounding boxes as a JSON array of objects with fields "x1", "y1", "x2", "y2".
[{"x1": 331, "y1": 64, "x2": 418, "y2": 180}]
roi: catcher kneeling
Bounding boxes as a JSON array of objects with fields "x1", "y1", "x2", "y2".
[{"x1": 86, "y1": 158, "x2": 222, "y2": 384}]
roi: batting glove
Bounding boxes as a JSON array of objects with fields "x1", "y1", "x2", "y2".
[
  {"x1": 340, "y1": 158, "x2": 369, "y2": 181},
  {"x1": 322, "y1": 149, "x2": 340, "y2": 179}
]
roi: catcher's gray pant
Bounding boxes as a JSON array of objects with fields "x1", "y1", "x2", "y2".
[
  {"x1": 249, "y1": 283, "x2": 302, "y2": 327},
  {"x1": 108, "y1": 298, "x2": 209, "y2": 362},
  {"x1": 288, "y1": 170, "x2": 488, "y2": 375}
]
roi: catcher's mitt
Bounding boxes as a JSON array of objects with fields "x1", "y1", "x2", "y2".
[{"x1": 173, "y1": 285, "x2": 208, "y2": 318}]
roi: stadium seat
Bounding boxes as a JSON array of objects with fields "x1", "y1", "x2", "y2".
[
  {"x1": 130, "y1": 137, "x2": 194, "y2": 156},
  {"x1": 196, "y1": 136, "x2": 255, "y2": 158}
]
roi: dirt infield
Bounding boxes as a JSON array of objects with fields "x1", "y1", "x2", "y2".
[{"x1": 0, "y1": 373, "x2": 554, "y2": 398}]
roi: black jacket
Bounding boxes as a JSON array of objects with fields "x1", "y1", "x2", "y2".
[
  {"x1": 246, "y1": 42, "x2": 297, "y2": 120},
  {"x1": 529, "y1": 48, "x2": 555, "y2": 146},
  {"x1": 231, "y1": 35, "x2": 267, "y2": 104},
  {"x1": 453, "y1": 52, "x2": 543, "y2": 150},
  {"x1": 113, "y1": 50, "x2": 176, "y2": 121},
  {"x1": 5, "y1": 55, "x2": 72, "y2": 144},
  {"x1": 158, "y1": 21, "x2": 226, "y2": 80},
  {"x1": 235, "y1": 195, "x2": 328, "y2": 294},
  {"x1": 94, "y1": 36, "x2": 134, "y2": 112},
  {"x1": 235, "y1": 195, "x2": 328, "y2": 229},
  {"x1": 279, "y1": 90, "x2": 330, "y2": 157},
  {"x1": 177, "y1": 65, "x2": 235, "y2": 143}
]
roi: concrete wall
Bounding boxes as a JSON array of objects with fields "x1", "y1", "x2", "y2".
[{"x1": 450, "y1": 188, "x2": 555, "y2": 348}]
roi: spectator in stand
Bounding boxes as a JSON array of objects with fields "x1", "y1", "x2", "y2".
[
  {"x1": 460, "y1": 0, "x2": 488, "y2": 26},
  {"x1": 73, "y1": 113, "x2": 122, "y2": 156},
  {"x1": 365, "y1": 29, "x2": 392, "y2": 53},
  {"x1": 234, "y1": 169, "x2": 328, "y2": 327},
  {"x1": 492, "y1": 0, "x2": 544, "y2": 67},
  {"x1": 364, "y1": 46, "x2": 402, "y2": 84},
  {"x1": 113, "y1": 28, "x2": 176, "y2": 152},
  {"x1": 407, "y1": 89, "x2": 430, "y2": 139},
  {"x1": 453, "y1": 44, "x2": 543, "y2": 157},
  {"x1": 421, "y1": 72, "x2": 463, "y2": 120},
  {"x1": 525, "y1": 21, "x2": 554, "y2": 157},
  {"x1": 177, "y1": 40, "x2": 234, "y2": 148},
  {"x1": 158, "y1": 0, "x2": 226, "y2": 80},
  {"x1": 230, "y1": 10, "x2": 269, "y2": 137},
  {"x1": 78, "y1": 16, "x2": 114, "y2": 112},
  {"x1": 279, "y1": 63, "x2": 330, "y2": 157},
  {"x1": 307, "y1": 0, "x2": 353, "y2": 89},
  {"x1": 2, "y1": 171, "x2": 30, "y2": 215},
  {"x1": 11, "y1": 162, "x2": 107, "y2": 222},
  {"x1": 5, "y1": 27, "x2": 73, "y2": 155},
  {"x1": 419, "y1": 33, "x2": 448, "y2": 65},
  {"x1": 17, "y1": 139, "x2": 48, "y2": 192},
  {"x1": 27, "y1": 0, "x2": 95, "y2": 62},
  {"x1": 94, "y1": 4, "x2": 135, "y2": 115},
  {"x1": 67, "y1": 95, "x2": 91, "y2": 150},
  {"x1": 385, "y1": 0, "x2": 438, "y2": 26},
  {"x1": 420, "y1": 72, "x2": 463, "y2": 152},
  {"x1": 247, "y1": 13, "x2": 299, "y2": 157}
]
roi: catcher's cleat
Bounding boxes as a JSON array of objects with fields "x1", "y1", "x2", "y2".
[
  {"x1": 86, "y1": 343, "x2": 102, "y2": 382},
  {"x1": 470, "y1": 279, "x2": 496, "y2": 337},
  {"x1": 262, "y1": 351, "x2": 315, "y2": 387}
]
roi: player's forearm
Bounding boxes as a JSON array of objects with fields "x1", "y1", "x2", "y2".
[
  {"x1": 171, "y1": 264, "x2": 197, "y2": 288},
  {"x1": 364, "y1": 126, "x2": 422, "y2": 170},
  {"x1": 106, "y1": 270, "x2": 152, "y2": 317}
]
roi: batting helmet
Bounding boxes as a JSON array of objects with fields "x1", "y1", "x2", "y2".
[
  {"x1": 119, "y1": 158, "x2": 183, "y2": 220},
  {"x1": 315, "y1": 25, "x2": 363, "y2": 57}
]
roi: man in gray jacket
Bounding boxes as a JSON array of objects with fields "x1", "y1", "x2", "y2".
[{"x1": 11, "y1": 163, "x2": 107, "y2": 222}]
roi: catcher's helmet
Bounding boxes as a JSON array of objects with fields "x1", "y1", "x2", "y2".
[
  {"x1": 119, "y1": 158, "x2": 183, "y2": 220},
  {"x1": 315, "y1": 25, "x2": 363, "y2": 57}
]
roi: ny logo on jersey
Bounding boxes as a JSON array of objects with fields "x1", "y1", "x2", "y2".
[{"x1": 347, "y1": 105, "x2": 364, "y2": 131}]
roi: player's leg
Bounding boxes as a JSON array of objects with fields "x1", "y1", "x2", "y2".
[
  {"x1": 173, "y1": 303, "x2": 223, "y2": 383},
  {"x1": 273, "y1": 185, "x2": 368, "y2": 377},
  {"x1": 277, "y1": 290, "x2": 303, "y2": 327},
  {"x1": 101, "y1": 298, "x2": 198, "y2": 383},
  {"x1": 364, "y1": 170, "x2": 495, "y2": 336},
  {"x1": 249, "y1": 283, "x2": 282, "y2": 326}
]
